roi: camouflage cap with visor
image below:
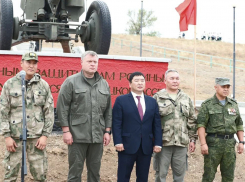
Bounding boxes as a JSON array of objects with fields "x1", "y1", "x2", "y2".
[
  {"x1": 215, "y1": 77, "x2": 231, "y2": 86},
  {"x1": 22, "y1": 52, "x2": 38, "y2": 62}
]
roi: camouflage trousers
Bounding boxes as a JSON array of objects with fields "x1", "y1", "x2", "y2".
[
  {"x1": 202, "y1": 136, "x2": 236, "y2": 182},
  {"x1": 3, "y1": 138, "x2": 48, "y2": 182}
]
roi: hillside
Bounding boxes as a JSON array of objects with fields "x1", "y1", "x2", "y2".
[
  {"x1": 42, "y1": 34, "x2": 245, "y2": 101},
  {"x1": 109, "y1": 34, "x2": 245, "y2": 102},
  {"x1": 110, "y1": 34, "x2": 245, "y2": 60}
]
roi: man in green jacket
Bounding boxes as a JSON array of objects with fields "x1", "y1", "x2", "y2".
[
  {"x1": 153, "y1": 69, "x2": 197, "y2": 182},
  {"x1": 197, "y1": 77, "x2": 244, "y2": 182},
  {"x1": 57, "y1": 51, "x2": 112, "y2": 182}
]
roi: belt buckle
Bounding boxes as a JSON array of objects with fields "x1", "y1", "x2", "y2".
[{"x1": 224, "y1": 135, "x2": 230, "y2": 139}]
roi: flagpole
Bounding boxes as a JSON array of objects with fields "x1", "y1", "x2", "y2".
[
  {"x1": 194, "y1": 25, "x2": 197, "y2": 108},
  {"x1": 140, "y1": 0, "x2": 143, "y2": 57},
  {"x1": 175, "y1": 0, "x2": 197, "y2": 106},
  {"x1": 233, "y1": 6, "x2": 236, "y2": 99}
]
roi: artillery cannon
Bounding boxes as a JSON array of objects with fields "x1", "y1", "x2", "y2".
[{"x1": 0, "y1": 0, "x2": 111, "y2": 54}]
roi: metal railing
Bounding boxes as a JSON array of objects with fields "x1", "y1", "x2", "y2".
[{"x1": 111, "y1": 38, "x2": 245, "y2": 72}]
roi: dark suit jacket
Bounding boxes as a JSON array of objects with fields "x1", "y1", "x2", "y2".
[{"x1": 112, "y1": 93, "x2": 162, "y2": 155}]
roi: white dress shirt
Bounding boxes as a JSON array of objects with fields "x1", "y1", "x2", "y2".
[
  {"x1": 131, "y1": 91, "x2": 146, "y2": 115},
  {"x1": 131, "y1": 92, "x2": 161, "y2": 149}
]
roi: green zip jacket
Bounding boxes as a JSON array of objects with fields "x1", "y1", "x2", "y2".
[
  {"x1": 197, "y1": 94, "x2": 244, "y2": 134},
  {"x1": 153, "y1": 89, "x2": 197, "y2": 147},
  {"x1": 57, "y1": 71, "x2": 112, "y2": 143}
]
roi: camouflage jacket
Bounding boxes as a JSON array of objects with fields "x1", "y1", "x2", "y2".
[
  {"x1": 197, "y1": 94, "x2": 244, "y2": 134},
  {"x1": 153, "y1": 89, "x2": 197, "y2": 147},
  {"x1": 0, "y1": 73, "x2": 54, "y2": 138},
  {"x1": 57, "y1": 71, "x2": 112, "y2": 143}
]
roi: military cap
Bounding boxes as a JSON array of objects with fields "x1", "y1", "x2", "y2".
[
  {"x1": 22, "y1": 52, "x2": 38, "y2": 62},
  {"x1": 215, "y1": 77, "x2": 231, "y2": 86}
]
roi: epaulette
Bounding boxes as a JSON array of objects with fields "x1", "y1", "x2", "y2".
[
  {"x1": 229, "y1": 97, "x2": 237, "y2": 104},
  {"x1": 202, "y1": 98, "x2": 212, "y2": 104}
]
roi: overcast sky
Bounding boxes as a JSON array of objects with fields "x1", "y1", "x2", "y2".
[{"x1": 13, "y1": 0, "x2": 245, "y2": 43}]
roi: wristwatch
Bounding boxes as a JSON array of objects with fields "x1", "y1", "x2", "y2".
[
  {"x1": 190, "y1": 139, "x2": 196, "y2": 144},
  {"x1": 239, "y1": 141, "x2": 245, "y2": 145},
  {"x1": 104, "y1": 130, "x2": 112, "y2": 135}
]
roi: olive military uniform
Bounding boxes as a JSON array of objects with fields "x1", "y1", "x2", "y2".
[
  {"x1": 197, "y1": 94, "x2": 243, "y2": 182},
  {"x1": 57, "y1": 71, "x2": 112, "y2": 181}
]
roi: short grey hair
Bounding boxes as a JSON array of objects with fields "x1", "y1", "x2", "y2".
[
  {"x1": 81, "y1": 51, "x2": 98, "y2": 60},
  {"x1": 165, "y1": 69, "x2": 179, "y2": 79}
]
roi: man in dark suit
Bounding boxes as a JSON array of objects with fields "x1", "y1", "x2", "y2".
[{"x1": 112, "y1": 72, "x2": 162, "y2": 182}]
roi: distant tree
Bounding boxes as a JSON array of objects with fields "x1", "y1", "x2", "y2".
[
  {"x1": 144, "y1": 31, "x2": 161, "y2": 37},
  {"x1": 126, "y1": 9, "x2": 157, "y2": 35}
]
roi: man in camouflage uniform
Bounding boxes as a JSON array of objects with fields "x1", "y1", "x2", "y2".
[
  {"x1": 197, "y1": 77, "x2": 244, "y2": 182},
  {"x1": 0, "y1": 52, "x2": 54, "y2": 182},
  {"x1": 57, "y1": 51, "x2": 112, "y2": 182},
  {"x1": 153, "y1": 69, "x2": 197, "y2": 182}
]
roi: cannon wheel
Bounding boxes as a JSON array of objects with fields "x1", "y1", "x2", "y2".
[
  {"x1": 0, "y1": 0, "x2": 13, "y2": 50},
  {"x1": 85, "y1": 0, "x2": 111, "y2": 55}
]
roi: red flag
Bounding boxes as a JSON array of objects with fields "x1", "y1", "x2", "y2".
[{"x1": 176, "y1": 0, "x2": 197, "y2": 32}]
